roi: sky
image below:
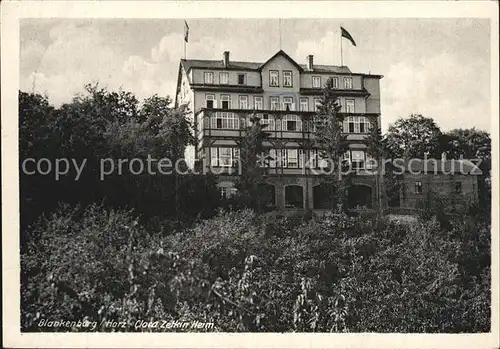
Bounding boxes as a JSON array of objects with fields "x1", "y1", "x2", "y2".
[{"x1": 20, "y1": 18, "x2": 492, "y2": 132}]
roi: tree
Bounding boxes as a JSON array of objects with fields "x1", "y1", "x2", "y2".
[
  {"x1": 19, "y1": 86, "x2": 213, "y2": 234},
  {"x1": 385, "y1": 114, "x2": 442, "y2": 159},
  {"x1": 441, "y1": 128, "x2": 491, "y2": 211},
  {"x1": 313, "y1": 78, "x2": 350, "y2": 212},
  {"x1": 365, "y1": 121, "x2": 386, "y2": 216},
  {"x1": 235, "y1": 114, "x2": 271, "y2": 211}
]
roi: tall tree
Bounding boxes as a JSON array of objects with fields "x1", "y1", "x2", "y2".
[
  {"x1": 314, "y1": 78, "x2": 349, "y2": 212},
  {"x1": 365, "y1": 120, "x2": 386, "y2": 216},
  {"x1": 385, "y1": 114, "x2": 442, "y2": 159},
  {"x1": 235, "y1": 114, "x2": 271, "y2": 211}
]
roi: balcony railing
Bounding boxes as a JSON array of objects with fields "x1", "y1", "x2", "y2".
[{"x1": 195, "y1": 108, "x2": 379, "y2": 135}]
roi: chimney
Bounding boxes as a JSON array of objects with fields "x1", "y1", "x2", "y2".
[
  {"x1": 223, "y1": 51, "x2": 230, "y2": 67},
  {"x1": 306, "y1": 55, "x2": 314, "y2": 71}
]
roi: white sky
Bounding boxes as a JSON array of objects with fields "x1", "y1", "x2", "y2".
[{"x1": 20, "y1": 18, "x2": 491, "y2": 132}]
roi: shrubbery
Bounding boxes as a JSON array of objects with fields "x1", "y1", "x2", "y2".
[{"x1": 21, "y1": 204, "x2": 490, "y2": 332}]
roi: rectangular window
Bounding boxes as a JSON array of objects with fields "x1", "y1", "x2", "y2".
[
  {"x1": 455, "y1": 181, "x2": 462, "y2": 193},
  {"x1": 237, "y1": 74, "x2": 246, "y2": 85},
  {"x1": 221, "y1": 94, "x2": 231, "y2": 109},
  {"x1": 270, "y1": 96, "x2": 280, "y2": 110},
  {"x1": 260, "y1": 114, "x2": 275, "y2": 131},
  {"x1": 239, "y1": 95, "x2": 248, "y2": 109},
  {"x1": 283, "y1": 71, "x2": 292, "y2": 87},
  {"x1": 210, "y1": 147, "x2": 240, "y2": 167},
  {"x1": 283, "y1": 97, "x2": 294, "y2": 111},
  {"x1": 210, "y1": 147, "x2": 218, "y2": 166},
  {"x1": 299, "y1": 98, "x2": 309, "y2": 112},
  {"x1": 254, "y1": 96, "x2": 263, "y2": 110},
  {"x1": 351, "y1": 150, "x2": 365, "y2": 170},
  {"x1": 212, "y1": 112, "x2": 239, "y2": 129},
  {"x1": 204, "y1": 72, "x2": 214, "y2": 84},
  {"x1": 343, "y1": 116, "x2": 371, "y2": 133},
  {"x1": 365, "y1": 153, "x2": 375, "y2": 169},
  {"x1": 346, "y1": 99, "x2": 355, "y2": 113},
  {"x1": 219, "y1": 147, "x2": 233, "y2": 166},
  {"x1": 219, "y1": 72, "x2": 229, "y2": 85},
  {"x1": 309, "y1": 149, "x2": 318, "y2": 168},
  {"x1": 268, "y1": 149, "x2": 277, "y2": 168},
  {"x1": 270, "y1": 70, "x2": 279, "y2": 87},
  {"x1": 343, "y1": 77, "x2": 353, "y2": 89},
  {"x1": 314, "y1": 98, "x2": 322, "y2": 111},
  {"x1": 285, "y1": 149, "x2": 299, "y2": 168},
  {"x1": 205, "y1": 94, "x2": 215, "y2": 108},
  {"x1": 282, "y1": 114, "x2": 302, "y2": 132},
  {"x1": 415, "y1": 181, "x2": 423, "y2": 194},
  {"x1": 312, "y1": 76, "x2": 321, "y2": 88},
  {"x1": 331, "y1": 77, "x2": 339, "y2": 89}
]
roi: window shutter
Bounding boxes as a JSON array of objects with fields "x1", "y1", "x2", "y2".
[{"x1": 299, "y1": 149, "x2": 304, "y2": 168}]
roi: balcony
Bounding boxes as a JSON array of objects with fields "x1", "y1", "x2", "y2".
[{"x1": 195, "y1": 108, "x2": 379, "y2": 142}]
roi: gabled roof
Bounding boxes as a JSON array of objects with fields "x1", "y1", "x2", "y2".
[
  {"x1": 180, "y1": 50, "x2": 352, "y2": 74},
  {"x1": 257, "y1": 50, "x2": 304, "y2": 72}
]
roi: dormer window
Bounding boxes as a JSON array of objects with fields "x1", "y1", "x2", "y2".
[
  {"x1": 219, "y1": 72, "x2": 229, "y2": 85},
  {"x1": 312, "y1": 76, "x2": 321, "y2": 88},
  {"x1": 237, "y1": 74, "x2": 246, "y2": 85},
  {"x1": 330, "y1": 77, "x2": 339, "y2": 89},
  {"x1": 343, "y1": 77, "x2": 353, "y2": 89},
  {"x1": 204, "y1": 72, "x2": 214, "y2": 84},
  {"x1": 283, "y1": 71, "x2": 292, "y2": 87},
  {"x1": 270, "y1": 70, "x2": 279, "y2": 87}
]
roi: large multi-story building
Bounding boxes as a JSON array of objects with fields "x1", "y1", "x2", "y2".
[{"x1": 175, "y1": 49, "x2": 383, "y2": 211}]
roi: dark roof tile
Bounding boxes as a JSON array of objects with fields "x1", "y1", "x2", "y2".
[{"x1": 181, "y1": 59, "x2": 351, "y2": 74}]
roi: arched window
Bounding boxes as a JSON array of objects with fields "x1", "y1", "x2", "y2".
[
  {"x1": 347, "y1": 184, "x2": 372, "y2": 209},
  {"x1": 313, "y1": 184, "x2": 330, "y2": 209},
  {"x1": 258, "y1": 184, "x2": 276, "y2": 208},
  {"x1": 285, "y1": 185, "x2": 304, "y2": 209},
  {"x1": 217, "y1": 181, "x2": 237, "y2": 200}
]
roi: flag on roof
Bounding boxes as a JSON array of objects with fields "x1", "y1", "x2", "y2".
[
  {"x1": 184, "y1": 20, "x2": 189, "y2": 43},
  {"x1": 341, "y1": 26, "x2": 356, "y2": 46}
]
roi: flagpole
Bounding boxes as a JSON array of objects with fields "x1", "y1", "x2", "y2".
[
  {"x1": 279, "y1": 18, "x2": 282, "y2": 50},
  {"x1": 340, "y1": 31, "x2": 343, "y2": 66}
]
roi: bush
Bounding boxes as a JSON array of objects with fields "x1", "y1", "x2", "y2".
[{"x1": 21, "y1": 205, "x2": 490, "y2": 332}]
